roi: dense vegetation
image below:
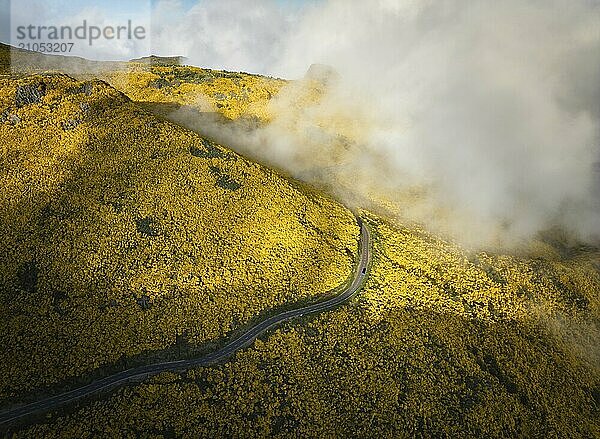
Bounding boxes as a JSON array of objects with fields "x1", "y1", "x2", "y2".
[
  {"x1": 0, "y1": 72, "x2": 358, "y2": 402},
  {"x1": 14, "y1": 217, "x2": 600, "y2": 437},
  {"x1": 1, "y1": 45, "x2": 599, "y2": 437},
  {"x1": 104, "y1": 63, "x2": 286, "y2": 122}
]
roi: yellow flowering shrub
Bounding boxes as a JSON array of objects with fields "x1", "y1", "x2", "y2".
[
  {"x1": 15, "y1": 216, "x2": 600, "y2": 438},
  {"x1": 2, "y1": 44, "x2": 599, "y2": 438},
  {"x1": 0, "y1": 73, "x2": 358, "y2": 399},
  {"x1": 104, "y1": 63, "x2": 286, "y2": 121}
]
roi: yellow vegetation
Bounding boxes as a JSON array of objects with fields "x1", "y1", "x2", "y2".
[
  {"x1": 14, "y1": 217, "x2": 600, "y2": 438},
  {"x1": 104, "y1": 63, "x2": 286, "y2": 122},
  {"x1": 1, "y1": 45, "x2": 599, "y2": 438},
  {"x1": 0, "y1": 73, "x2": 358, "y2": 399}
]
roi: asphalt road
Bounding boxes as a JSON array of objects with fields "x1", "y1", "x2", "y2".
[{"x1": 0, "y1": 218, "x2": 371, "y2": 426}]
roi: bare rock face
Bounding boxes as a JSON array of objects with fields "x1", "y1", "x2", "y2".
[
  {"x1": 15, "y1": 82, "x2": 46, "y2": 107},
  {"x1": 305, "y1": 63, "x2": 340, "y2": 84},
  {"x1": 1, "y1": 109, "x2": 20, "y2": 125}
]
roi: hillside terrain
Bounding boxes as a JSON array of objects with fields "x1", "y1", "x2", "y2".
[
  {"x1": 104, "y1": 62, "x2": 287, "y2": 123},
  {"x1": 1, "y1": 45, "x2": 599, "y2": 437},
  {"x1": 0, "y1": 65, "x2": 358, "y2": 403},
  {"x1": 13, "y1": 216, "x2": 600, "y2": 438}
]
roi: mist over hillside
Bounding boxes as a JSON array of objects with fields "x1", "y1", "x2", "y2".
[
  {"x1": 1, "y1": 2, "x2": 599, "y2": 437},
  {"x1": 152, "y1": 0, "x2": 600, "y2": 249}
]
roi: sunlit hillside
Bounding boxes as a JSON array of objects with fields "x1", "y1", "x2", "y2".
[
  {"x1": 0, "y1": 68, "x2": 358, "y2": 402},
  {"x1": 15, "y1": 215, "x2": 600, "y2": 438},
  {"x1": 1, "y1": 44, "x2": 599, "y2": 437},
  {"x1": 105, "y1": 63, "x2": 286, "y2": 122}
]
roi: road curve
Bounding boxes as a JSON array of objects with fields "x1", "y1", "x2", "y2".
[{"x1": 0, "y1": 218, "x2": 371, "y2": 426}]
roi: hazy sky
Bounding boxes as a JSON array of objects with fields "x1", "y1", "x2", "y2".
[{"x1": 0, "y1": 0, "x2": 318, "y2": 62}]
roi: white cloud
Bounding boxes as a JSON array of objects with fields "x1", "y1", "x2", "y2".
[
  {"x1": 151, "y1": 0, "x2": 292, "y2": 73},
  {"x1": 8, "y1": 0, "x2": 152, "y2": 60},
  {"x1": 7, "y1": 0, "x2": 598, "y2": 247},
  {"x1": 162, "y1": 0, "x2": 600, "y2": 247}
]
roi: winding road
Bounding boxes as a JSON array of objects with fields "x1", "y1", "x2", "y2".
[{"x1": 0, "y1": 218, "x2": 371, "y2": 426}]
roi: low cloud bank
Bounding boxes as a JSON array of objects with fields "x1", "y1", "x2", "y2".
[{"x1": 157, "y1": 0, "x2": 600, "y2": 248}]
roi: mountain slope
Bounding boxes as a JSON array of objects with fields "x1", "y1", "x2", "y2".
[
  {"x1": 1, "y1": 46, "x2": 599, "y2": 437},
  {"x1": 14, "y1": 217, "x2": 600, "y2": 438},
  {"x1": 0, "y1": 72, "x2": 358, "y2": 401}
]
